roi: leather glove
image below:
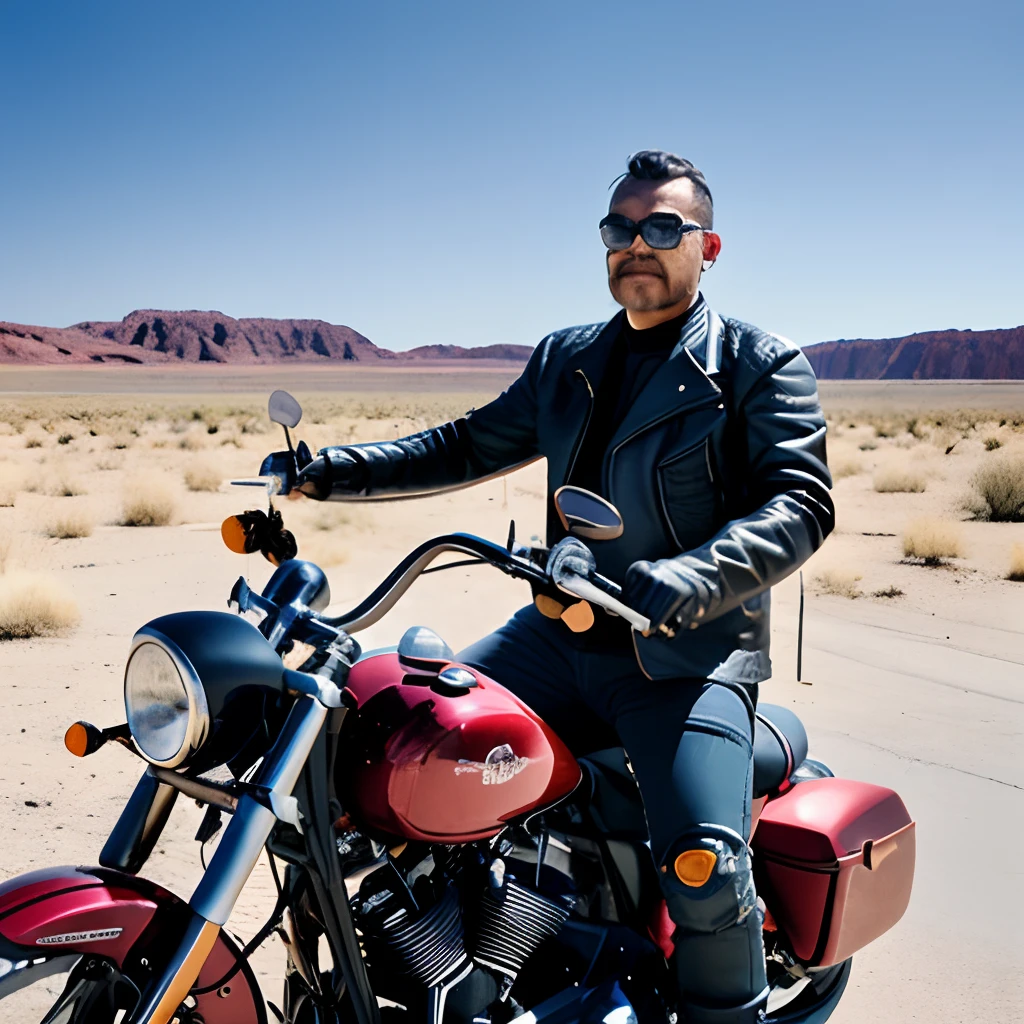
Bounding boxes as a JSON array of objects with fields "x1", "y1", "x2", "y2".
[
  {"x1": 623, "y1": 559, "x2": 698, "y2": 636},
  {"x1": 293, "y1": 450, "x2": 368, "y2": 501},
  {"x1": 547, "y1": 537, "x2": 597, "y2": 589}
]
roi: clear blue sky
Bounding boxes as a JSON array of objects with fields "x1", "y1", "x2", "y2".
[{"x1": 1, "y1": 1, "x2": 1021, "y2": 350}]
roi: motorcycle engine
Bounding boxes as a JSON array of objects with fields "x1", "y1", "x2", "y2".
[
  {"x1": 355, "y1": 849, "x2": 469, "y2": 991},
  {"x1": 351, "y1": 837, "x2": 575, "y2": 1021}
]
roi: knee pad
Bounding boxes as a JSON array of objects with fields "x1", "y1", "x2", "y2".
[{"x1": 660, "y1": 825, "x2": 757, "y2": 934}]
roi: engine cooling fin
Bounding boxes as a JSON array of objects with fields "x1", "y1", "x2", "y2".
[
  {"x1": 376, "y1": 883, "x2": 469, "y2": 988},
  {"x1": 472, "y1": 878, "x2": 570, "y2": 979}
]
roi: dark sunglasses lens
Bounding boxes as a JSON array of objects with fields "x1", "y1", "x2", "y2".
[
  {"x1": 640, "y1": 215, "x2": 686, "y2": 249},
  {"x1": 600, "y1": 222, "x2": 636, "y2": 251}
]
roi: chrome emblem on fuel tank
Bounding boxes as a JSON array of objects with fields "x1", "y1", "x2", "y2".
[
  {"x1": 456, "y1": 743, "x2": 530, "y2": 785},
  {"x1": 36, "y1": 928, "x2": 123, "y2": 946}
]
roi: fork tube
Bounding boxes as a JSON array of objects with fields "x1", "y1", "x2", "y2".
[
  {"x1": 127, "y1": 914, "x2": 221, "y2": 1024},
  {"x1": 191, "y1": 695, "x2": 328, "y2": 924},
  {"x1": 126, "y1": 696, "x2": 327, "y2": 1023}
]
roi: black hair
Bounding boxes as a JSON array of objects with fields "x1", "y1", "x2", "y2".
[{"x1": 614, "y1": 150, "x2": 714, "y2": 230}]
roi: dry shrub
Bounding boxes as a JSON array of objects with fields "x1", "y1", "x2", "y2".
[
  {"x1": 121, "y1": 476, "x2": 178, "y2": 527},
  {"x1": 0, "y1": 571, "x2": 80, "y2": 639},
  {"x1": 24, "y1": 436, "x2": 43, "y2": 449},
  {"x1": 984, "y1": 437, "x2": 1003, "y2": 451},
  {"x1": 970, "y1": 456, "x2": 1024, "y2": 522},
  {"x1": 830, "y1": 454, "x2": 863, "y2": 480},
  {"x1": 50, "y1": 474, "x2": 87, "y2": 498},
  {"x1": 296, "y1": 534, "x2": 349, "y2": 567},
  {"x1": 1008, "y1": 544, "x2": 1024, "y2": 582},
  {"x1": 184, "y1": 461, "x2": 223, "y2": 493},
  {"x1": 311, "y1": 507, "x2": 359, "y2": 532},
  {"x1": 46, "y1": 510, "x2": 94, "y2": 539},
  {"x1": 902, "y1": 518, "x2": 964, "y2": 565},
  {"x1": 813, "y1": 567, "x2": 862, "y2": 599},
  {"x1": 858, "y1": 439, "x2": 877, "y2": 451},
  {"x1": 0, "y1": 466, "x2": 23, "y2": 507},
  {"x1": 95, "y1": 453, "x2": 123, "y2": 471},
  {"x1": 873, "y1": 466, "x2": 927, "y2": 493},
  {"x1": 872, "y1": 586, "x2": 905, "y2": 598}
]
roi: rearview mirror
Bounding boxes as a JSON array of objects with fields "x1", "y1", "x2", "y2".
[
  {"x1": 553, "y1": 486, "x2": 624, "y2": 541},
  {"x1": 269, "y1": 390, "x2": 303, "y2": 428}
]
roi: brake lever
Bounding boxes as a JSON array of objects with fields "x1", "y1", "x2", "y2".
[{"x1": 228, "y1": 576, "x2": 278, "y2": 620}]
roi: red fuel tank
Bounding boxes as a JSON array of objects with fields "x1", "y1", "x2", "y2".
[{"x1": 339, "y1": 652, "x2": 582, "y2": 843}]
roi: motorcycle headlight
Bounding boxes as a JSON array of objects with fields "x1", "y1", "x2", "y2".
[{"x1": 124, "y1": 630, "x2": 209, "y2": 768}]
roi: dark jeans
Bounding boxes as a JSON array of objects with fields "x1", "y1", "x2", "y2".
[{"x1": 458, "y1": 604, "x2": 768, "y2": 1018}]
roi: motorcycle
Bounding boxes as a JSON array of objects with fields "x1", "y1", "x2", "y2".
[{"x1": 0, "y1": 391, "x2": 915, "y2": 1024}]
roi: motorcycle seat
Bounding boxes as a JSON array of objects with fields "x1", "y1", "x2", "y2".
[{"x1": 753, "y1": 704, "x2": 808, "y2": 797}]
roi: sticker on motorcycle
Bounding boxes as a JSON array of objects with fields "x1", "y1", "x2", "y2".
[
  {"x1": 456, "y1": 744, "x2": 530, "y2": 785},
  {"x1": 35, "y1": 928, "x2": 124, "y2": 946}
]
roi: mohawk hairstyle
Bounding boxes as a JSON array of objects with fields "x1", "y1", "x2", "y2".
[{"x1": 615, "y1": 150, "x2": 714, "y2": 230}]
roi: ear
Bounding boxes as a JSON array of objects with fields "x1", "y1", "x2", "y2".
[{"x1": 702, "y1": 232, "x2": 722, "y2": 262}]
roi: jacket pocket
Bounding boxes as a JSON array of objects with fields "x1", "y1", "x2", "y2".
[{"x1": 656, "y1": 438, "x2": 718, "y2": 550}]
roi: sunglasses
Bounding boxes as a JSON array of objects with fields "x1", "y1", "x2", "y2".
[{"x1": 599, "y1": 212, "x2": 704, "y2": 251}]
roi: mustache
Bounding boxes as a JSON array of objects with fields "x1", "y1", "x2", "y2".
[{"x1": 612, "y1": 255, "x2": 664, "y2": 278}]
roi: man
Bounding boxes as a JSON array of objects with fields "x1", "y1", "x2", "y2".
[{"x1": 287, "y1": 151, "x2": 834, "y2": 1023}]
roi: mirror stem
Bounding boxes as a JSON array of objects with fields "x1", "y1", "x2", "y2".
[{"x1": 282, "y1": 424, "x2": 295, "y2": 455}]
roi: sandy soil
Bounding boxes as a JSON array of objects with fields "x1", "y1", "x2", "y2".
[{"x1": 0, "y1": 372, "x2": 1021, "y2": 1021}]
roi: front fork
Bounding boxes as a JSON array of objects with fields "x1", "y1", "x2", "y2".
[{"x1": 115, "y1": 696, "x2": 328, "y2": 1024}]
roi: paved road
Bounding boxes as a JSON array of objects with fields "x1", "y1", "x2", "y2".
[{"x1": 766, "y1": 577, "x2": 1024, "y2": 1023}]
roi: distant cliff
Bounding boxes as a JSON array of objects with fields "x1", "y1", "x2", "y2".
[
  {"x1": 4, "y1": 309, "x2": 1022, "y2": 377},
  {"x1": 804, "y1": 325, "x2": 1024, "y2": 379},
  {"x1": 0, "y1": 310, "x2": 392, "y2": 365},
  {"x1": 402, "y1": 343, "x2": 533, "y2": 361},
  {"x1": 0, "y1": 310, "x2": 529, "y2": 365}
]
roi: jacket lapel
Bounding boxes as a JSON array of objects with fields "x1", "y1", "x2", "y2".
[
  {"x1": 568, "y1": 309, "x2": 625, "y2": 394},
  {"x1": 606, "y1": 299, "x2": 723, "y2": 451},
  {"x1": 546, "y1": 312, "x2": 624, "y2": 486}
]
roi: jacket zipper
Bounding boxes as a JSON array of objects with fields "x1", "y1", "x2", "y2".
[{"x1": 563, "y1": 368, "x2": 595, "y2": 485}]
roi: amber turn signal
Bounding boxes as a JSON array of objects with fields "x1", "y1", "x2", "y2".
[
  {"x1": 534, "y1": 594, "x2": 566, "y2": 620},
  {"x1": 674, "y1": 849, "x2": 717, "y2": 887},
  {"x1": 221, "y1": 515, "x2": 251, "y2": 555},
  {"x1": 64, "y1": 721, "x2": 106, "y2": 758},
  {"x1": 560, "y1": 600, "x2": 595, "y2": 633}
]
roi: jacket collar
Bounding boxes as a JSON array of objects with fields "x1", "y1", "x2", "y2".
[{"x1": 569, "y1": 295, "x2": 725, "y2": 451}]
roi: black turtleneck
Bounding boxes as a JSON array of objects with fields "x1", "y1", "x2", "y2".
[{"x1": 569, "y1": 299, "x2": 701, "y2": 498}]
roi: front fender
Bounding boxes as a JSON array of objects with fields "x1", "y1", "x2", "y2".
[{"x1": 0, "y1": 865, "x2": 265, "y2": 1022}]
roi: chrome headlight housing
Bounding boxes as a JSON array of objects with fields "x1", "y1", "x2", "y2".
[{"x1": 124, "y1": 628, "x2": 209, "y2": 768}]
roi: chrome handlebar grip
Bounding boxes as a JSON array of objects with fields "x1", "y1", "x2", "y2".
[{"x1": 554, "y1": 574, "x2": 652, "y2": 634}]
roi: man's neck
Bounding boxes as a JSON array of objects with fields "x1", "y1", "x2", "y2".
[{"x1": 625, "y1": 292, "x2": 700, "y2": 330}]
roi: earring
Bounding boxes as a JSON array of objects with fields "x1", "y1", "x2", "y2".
[{"x1": 701, "y1": 259, "x2": 717, "y2": 272}]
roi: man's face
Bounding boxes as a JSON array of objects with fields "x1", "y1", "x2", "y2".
[{"x1": 605, "y1": 178, "x2": 711, "y2": 314}]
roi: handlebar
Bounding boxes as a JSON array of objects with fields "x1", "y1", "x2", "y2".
[
  {"x1": 241, "y1": 531, "x2": 656, "y2": 648},
  {"x1": 313, "y1": 533, "x2": 547, "y2": 633}
]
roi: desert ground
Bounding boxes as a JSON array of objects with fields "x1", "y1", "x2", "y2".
[{"x1": 0, "y1": 366, "x2": 1021, "y2": 1022}]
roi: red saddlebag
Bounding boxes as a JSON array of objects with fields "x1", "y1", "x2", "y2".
[{"x1": 752, "y1": 777, "x2": 915, "y2": 967}]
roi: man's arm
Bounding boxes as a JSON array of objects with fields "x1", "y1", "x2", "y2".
[
  {"x1": 626, "y1": 332, "x2": 835, "y2": 628},
  {"x1": 295, "y1": 336, "x2": 549, "y2": 500}
]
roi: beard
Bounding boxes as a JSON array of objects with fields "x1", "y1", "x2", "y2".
[{"x1": 609, "y1": 271, "x2": 685, "y2": 312}]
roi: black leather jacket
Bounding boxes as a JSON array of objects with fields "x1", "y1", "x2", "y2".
[{"x1": 316, "y1": 296, "x2": 834, "y2": 683}]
